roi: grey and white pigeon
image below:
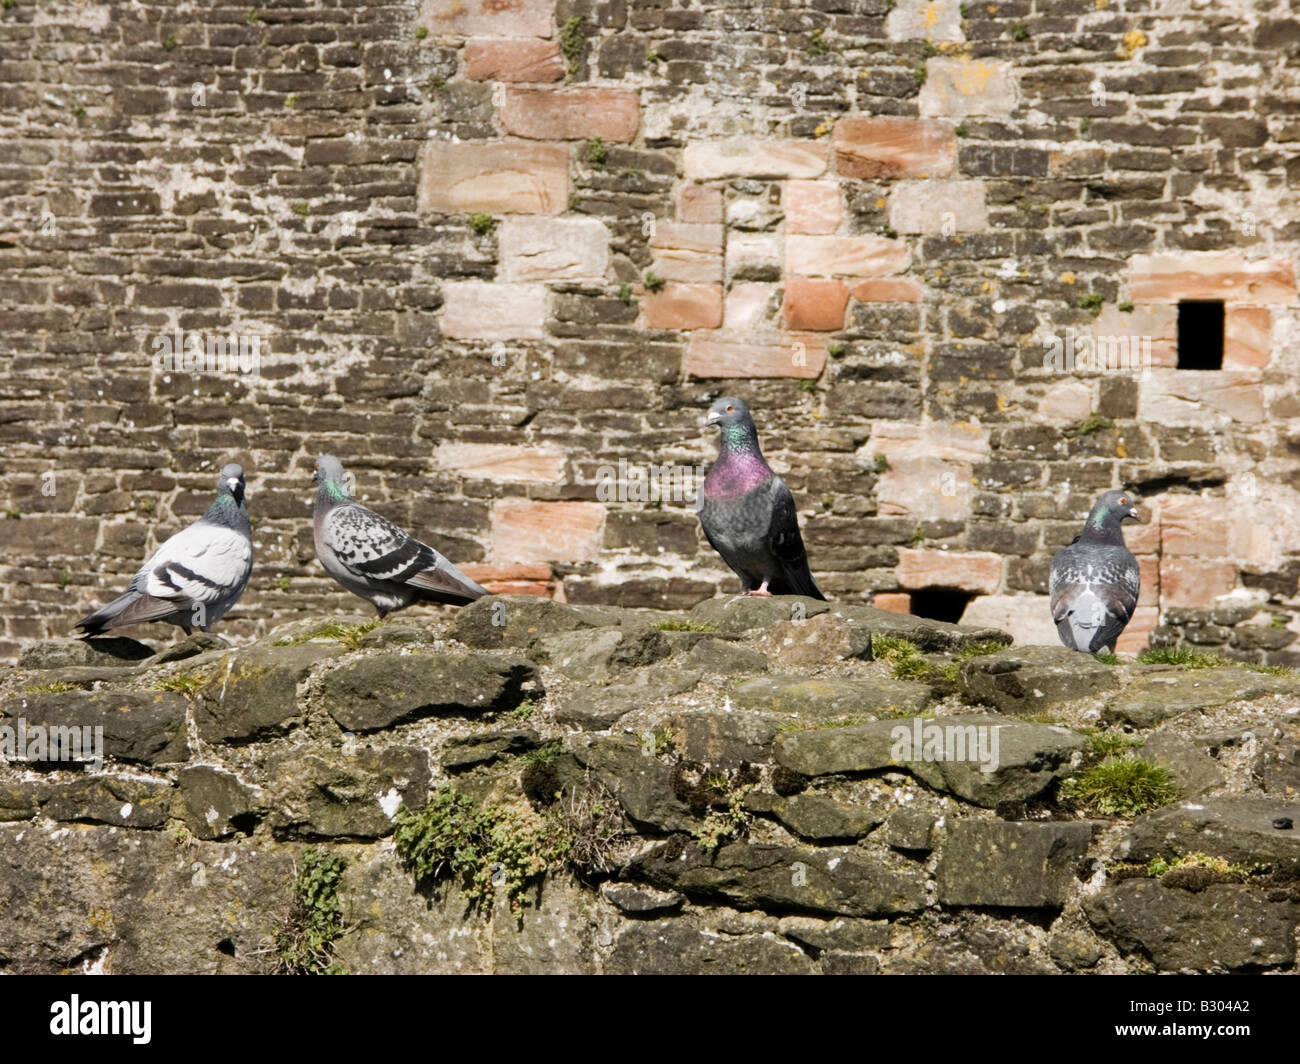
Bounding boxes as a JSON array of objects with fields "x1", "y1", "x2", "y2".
[
  {"x1": 312, "y1": 454, "x2": 487, "y2": 617},
  {"x1": 75, "y1": 463, "x2": 253, "y2": 637},
  {"x1": 1049, "y1": 488, "x2": 1141, "y2": 654},
  {"x1": 697, "y1": 397, "x2": 825, "y2": 599}
]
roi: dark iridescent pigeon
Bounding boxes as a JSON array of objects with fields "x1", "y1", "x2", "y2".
[
  {"x1": 1049, "y1": 489, "x2": 1141, "y2": 654},
  {"x1": 75, "y1": 463, "x2": 253, "y2": 637},
  {"x1": 312, "y1": 454, "x2": 487, "y2": 617},
  {"x1": 697, "y1": 397, "x2": 825, "y2": 599}
]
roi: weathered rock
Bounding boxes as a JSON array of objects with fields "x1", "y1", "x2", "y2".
[
  {"x1": 0, "y1": 825, "x2": 295, "y2": 974},
  {"x1": 821, "y1": 951, "x2": 882, "y2": 974},
  {"x1": 633, "y1": 840, "x2": 928, "y2": 917},
  {"x1": 569, "y1": 736, "x2": 697, "y2": 832},
  {"x1": 684, "y1": 637, "x2": 769, "y2": 674},
  {"x1": 959, "y1": 646, "x2": 1118, "y2": 714},
  {"x1": 606, "y1": 917, "x2": 816, "y2": 974},
  {"x1": 19, "y1": 637, "x2": 154, "y2": 669},
  {"x1": 689, "y1": 595, "x2": 830, "y2": 636},
  {"x1": 493, "y1": 876, "x2": 598, "y2": 975},
  {"x1": 450, "y1": 595, "x2": 622, "y2": 650},
  {"x1": 0, "y1": 783, "x2": 40, "y2": 821},
  {"x1": 600, "y1": 881, "x2": 685, "y2": 916},
  {"x1": 317, "y1": 650, "x2": 538, "y2": 732},
  {"x1": 538, "y1": 626, "x2": 671, "y2": 680},
  {"x1": 880, "y1": 809, "x2": 937, "y2": 852},
  {"x1": 778, "y1": 915, "x2": 891, "y2": 952},
  {"x1": 357, "y1": 624, "x2": 439, "y2": 649},
  {"x1": 42, "y1": 775, "x2": 172, "y2": 829},
  {"x1": 267, "y1": 746, "x2": 430, "y2": 840},
  {"x1": 1123, "y1": 797, "x2": 1300, "y2": 873},
  {"x1": 732, "y1": 674, "x2": 930, "y2": 720},
  {"x1": 1138, "y1": 729, "x2": 1225, "y2": 797},
  {"x1": 1103, "y1": 667, "x2": 1300, "y2": 728},
  {"x1": 152, "y1": 633, "x2": 230, "y2": 663},
  {"x1": 773, "y1": 713, "x2": 1085, "y2": 807},
  {"x1": 937, "y1": 821, "x2": 1093, "y2": 908},
  {"x1": 670, "y1": 709, "x2": 779, "y2": 769},
  {"x1": 6, "y1": 689, "x2": 190, "y2": 765},
  {"x1": 834, "y1": 605, "x2": 1011, "y2": 653},
  {"x1": 1253, "y1": 715, "x2": 1300, "y2": 798},
  {"x1": 195, "y1": 644, "x2": 337, "y2": 744},
  {"x1": 441, "y1": 728, "x2": 539, "y2": 770},
  {"x1": 1047, "y1": 928, "x2": 1104, "y2": 970},
  {"x1": 761, "y1": 791, "x2": 883, "y2": 841},
  {"x1": 757, "y1": 613, "x2": 872, "y2": 667},
  {"x1": 176, "y1": 765, "x2": 263, "y2": 840},
  {"x1": 1085, "y1": 880, "x2": 1300, "y2": 971},
  {"x1": 555, "y1": 667, "x2": 702, "y2": 730}
]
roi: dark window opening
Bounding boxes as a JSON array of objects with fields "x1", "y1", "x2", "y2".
[
  {"x1": 909, "y1": 587, "x2": 975, "y2": 625},
  {"x1": 1177, "y1": 300, "x2": 1224, "y2": 370}
]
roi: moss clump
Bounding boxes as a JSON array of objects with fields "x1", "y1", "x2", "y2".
[
  {"x1": 1136, "y1": 646, "x2": 1224, "y2": 669},
  {"x1": 1146, "y1": 851, "x2": 1251, "y2": 882},
  {"x1": 1060, "y1": 757, "x2": 1177, "y2": 818},
  {"x1": 692, "y1": 787, "x2": 753, "y2": 853},
  {"x1": 152, "y1": 672, "x2": 209, "y2": 695},
  {"x1": 1081, "y1": 729, "x2": 1141, "y2": 760},
  {"x1": 654, "y1": 619, "x2": 718, "y2": 632},
  {"x1": 617, "y1": 282, "x2": 635, "y2": 306},
  {"x1": 559, "y1": 15, "x2": 585, "y2": 81},
  {"x1": 1073, "y1": 412, "x2": 1113, "y2": 436},
  {"x1": 469, "y1": 212, "x2": 496, "y2": 235},
  {"x1": 393, "y1": 787, "x2": 569, "y2": 915},
  {"x1": 643, "y1": 270, "x2": 666, "y2": 293},
  {"x1": 276, "y1": 848, "x2": 347, "y2": 975},
  {"x1": 1009, "y1": 21, "x2": 1029, "y2": 41},
  {"x1": 585, "y1": 136, "x2": 607, "y2": 168},
  {"x1": 274, "y1": 619, "x2": 379, "y2": 650},
  {"x1": 1076, "y1": 291, "x2": 1104, "y2": 314},
  {"x1": 519, "y1": 741, "x2": 563, "y2": 765},
  {"x1": 1094, "y1": 650, "x2": 1120, "y2": 665},
  {"x1": 24, "y1": 680, "x2": 75, "y2": 694}
]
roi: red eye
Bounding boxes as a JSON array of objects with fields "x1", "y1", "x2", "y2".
[
  {"x1": 1119, "y1": 497, "x2": 1128, "y2": 505},
  {"x1": 726, "y1": 405, "x2": 734, "y2": 412}
]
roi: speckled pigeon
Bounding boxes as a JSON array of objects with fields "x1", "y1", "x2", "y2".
[
  {"x1": 1049, "y1": 488, "x2": 1141, "y2": 654},
  {"x1": 312, "y1": 454, "x2": 487, "y2": 617},
  {"x1": 75, "y1": 463, "x2": 253, "y2": 637},
  {"x1": 697, "y1": 397, "x2": 825, "y2": 599}
]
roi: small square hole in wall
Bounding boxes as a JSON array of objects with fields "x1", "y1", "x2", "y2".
[
  {"x1": 1176, "y1": 300, "x2": 1224, "y2": 369},
  {"x1": 909, "y1": 587, "x2": 975, "y2": 625}
]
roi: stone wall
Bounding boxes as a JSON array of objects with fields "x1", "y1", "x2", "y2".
[
  {"x1": 3, "y1": 0, "x2": 1300, "y2": 662},
  {"x1": 3, "y1": 600, "x2": 1299, "y2": 974}
]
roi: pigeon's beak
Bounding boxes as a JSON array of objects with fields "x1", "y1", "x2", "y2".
[
  {"x1": 1128, "y1": 507, "x2": 1140, "y2": 521},
  {"x1": 226, "y1": 478, "x2": 240, "y2": 493},
  {"x1": 704, "y1": 410, "x2": 721, "y2": 426}
]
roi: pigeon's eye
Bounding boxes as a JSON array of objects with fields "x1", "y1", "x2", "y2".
[
  {"x1": 726, "y1": 405, "x2": 734, "y2": 412},
  {"x1": 1119, "y1": 496, "x2": 1128, "y2": 506}
]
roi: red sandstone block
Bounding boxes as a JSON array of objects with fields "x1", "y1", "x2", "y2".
[
  {"x1": 872, "y1": 592, "x2": 912, "y2": 614},
  {"x1": 851, "y1": 278, "x2": 925, "y2": 303},
  {"x1": 638, "y1": 283, "x2": 724, "y2": 330},
  {"x1": 684, "y1": 332, "x2": 827, "y2": 379},
  {"x1": 1115, "y1": 606, "x2": 1158, "y2": 655},
  {"x1": 649, "y1": 222, "x2": 723, "y2": 283},
  {"x1": 897, "y1": 549, "x2": 1002, "y2": 594},
  {"x1": 500, "y1": 86, "x2": 640, "y2": 142},
  {"x1": 1159, "y1": 558, "x2": 1237, "y2": 609},
  {"x1": 787, "y1": 235, "x2": 910, "y2": 278},
  {"x1": 464, "y1": 38, "x2": 564, "y2": 82},
  {"x1": 419, "y1": 139, "x2": 568, "y2": 215},
  {"x1": 676, "y1": 184, "x2": 724, "y2": 224},
  {"x1": 460, "y1": 562, "x2": 556, "y2": 598},
  {"x1": 491, "y1": 500, "x2": 606, "y2": 564},
  {"x1": 1224, "y1": 306, "x2": 1272, "y2": 370},
  {"x1": 1129, "y1": 253, "x2": 1298, "y2": 305},
  {"x1": 833, "y1": 117, "x2": 957, "y2": 179},
  {"x1": 1158, "y1": 495, "x2": 1228, "y2": 557},
  {"x1": 782, "y1": 277, "x2": 850, "y2": 331},
  {"x1": 785, "y1": 180, "x2": 843, "y2": 235},
  {"x1": 419, "y1": 0, "x2": 556, "y2": 38},
  {"x1": 683, "y1": 139, "x2": 829, "y2": 180}
]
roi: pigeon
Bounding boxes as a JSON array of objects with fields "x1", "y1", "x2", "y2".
[
  {"x1": 312, "y1": 454, "x2": 487, "y2": 617},
  {"x1": 75, "y1": 463, "x2": 253, "y2": 637},
  {"x1": 697, "y1": 397, "x2": 825, "y2": 599},
  {"x1": 1049, "y1": 488, "x2": 1141, "y2": 654}
]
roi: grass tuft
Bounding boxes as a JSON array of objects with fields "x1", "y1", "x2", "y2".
[{"x1": 1060, "y1": 757, "x2": 1177, "y2": 818}]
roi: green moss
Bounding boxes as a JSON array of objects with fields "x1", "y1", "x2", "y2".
[
  {"x1": 1009, "y1": 21, "x2": 1029, "y2": 41},
  {"x1": 274, "y1": 619, "x2": 379, "y2": 650},
  {"x1": 827, "y1": 340, "x2": 845, "y2": 358},
  {"x1": 163, "y1": 34, "x2": 177, "y2": 51},
  {"x1": 24, "y1": 681, "x2": 75, "y2": 694},
  {"x1": 1060, "y1": 757, "x2": 1177, "y2": 818},
  {"x1": 1117, "y1": 299, "x2": 1134, "y2": 312},
  {"x1": 1081, "y1": 729, "x2": 1141, "y2": 760},
  {"x1": 912, "y1": 64, "x2": 927, "y2": 86},
  {"x1": 643, "y1": 270, "x2": 666, "y2": 293},
  {"x1": 1094, "y1": 650, "x2": 1120, "y2": 665},
  {"x1": 585, "y1": 136, "x2": 607, "y2": 168},
  {"x1": 414, "y1": 25, "x2": 428, "y2": 40},
  {"x1": 692, "y1": 787, "x2": 752, "y2": 852},
  {"x1": 807, "y1": 28, "x2": 829, "y2": 56},
  {"x1": 559, "y1": 15, "x2": 585, "y2": 81},
  {"x1": 955, "y1": 122, "x2": 967, "y2": 137},
  {"x1": 393, "y1": 787, "x2": 569, "y2": 915},
  {"x1": 59, "y1": 568, "x2": 73, "y2": 588},
  {"x1": 276, "y1": 848, "x2": 347, "y2": 975},
  {"x1": 1076, "y1": 291, "x2": 1104, "y2": 314},
  {"x1": 520, "y1": 741, "x2": 563, "y2": 765},
  {"x1": 1146, "y1": 852, "x2": 1251, "y2": 881},
  {"x1": 292, "y1": 201, "x2": 310, "y2": 218},
  {"x1": 882, "y1": 224, "x2": 898, "y2": 239},
  {"x1": 869, "y1": 453, "x2": 888, "y2": 473},
  {"x1": 1136, "y1": 646, "x2": 1224, "y2": 669},
  {"x1": 617, "y1": 282, "x2": 635, "y2": 306},
  {"x1": 469, "y1": 212, "x2": 496, "y2": 235},
  {"x1": 798, "y1": 378, "x2": 817, "y2": 392},
  {"x1": 509, "y1": 701, "x2": 535, "y2": 722},
  {"x1": 152, "y1": 672, "x2": 210, "y2": 695},
  {"x1": 920, "y1": 40, "x2": 938, "y2": 58},
  {"x1": 654, "y1": 619, "x2": 718, "y2": 632},
  {"x1": 1078, "y1": 117, "x2": 1091, "y2": 137},
  {"x1": 1073, "y1": 412, "x2": 1113, "y2": 436}
]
